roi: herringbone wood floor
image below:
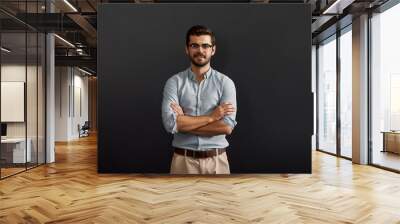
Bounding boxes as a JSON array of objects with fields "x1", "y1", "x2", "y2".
[{"x1": 1, "y1": 134, "x2": 400, "y2": 224}]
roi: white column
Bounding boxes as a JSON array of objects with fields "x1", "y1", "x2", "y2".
[
  {"x1": 352, "y1": 14, "x2": 369, "y2": 164},
  {"x1": 46, "y1": 33, "x2": 55, "y2": 163},
  {"x1": 45, "y1": 1, "x2": 55, "y2": 163}
]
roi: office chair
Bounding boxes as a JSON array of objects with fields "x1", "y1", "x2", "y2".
[{"x1": 79, "y1": 121, "x2": 90, "y2": 138}]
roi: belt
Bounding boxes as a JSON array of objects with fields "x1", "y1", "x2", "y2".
[{"x1": 174, "y1": 147, "x2": 226, "y2": 159}]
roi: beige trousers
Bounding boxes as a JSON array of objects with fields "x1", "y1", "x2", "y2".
[{"x1": 170, "y1": 150, "x2": 230, "y2": 175}]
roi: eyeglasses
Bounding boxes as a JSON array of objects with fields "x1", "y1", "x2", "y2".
[{"x1": 188, "y1": 43, "x2": 213, "y2": 50}]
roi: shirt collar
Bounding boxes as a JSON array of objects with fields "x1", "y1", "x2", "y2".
[{"x1": 188, "y1": 67, "x2": 213, "y2": 81}]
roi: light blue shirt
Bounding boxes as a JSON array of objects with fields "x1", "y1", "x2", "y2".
[{"x1": 162, "y1": 67, "x2": 237, "y2": 151}]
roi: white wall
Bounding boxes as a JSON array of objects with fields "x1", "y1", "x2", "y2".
[
  {"x1": 72, "y1": 72, "x2": 89, "y2": 138},
  {"x1": 55, "y1": 67, "x2": 89, "y2": 141},
  {"x1": 1, "y1": 66, "x2": 26, "y2": 137},
  {"x1": 1, "y1": 64, "x2": 40, "y2": 138},
  {"x1": 55, "y1": 66, "x2": 70, "y2": 141}
]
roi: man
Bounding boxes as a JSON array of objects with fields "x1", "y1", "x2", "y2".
[{"x1": 162, "y1": 25, "x2": 237, "y2": 175}]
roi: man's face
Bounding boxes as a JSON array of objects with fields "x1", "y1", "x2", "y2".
[{"x1": 186, "y1": 35, "x2": 216, "y2": 68}]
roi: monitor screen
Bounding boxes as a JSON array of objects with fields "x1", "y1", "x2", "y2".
[{"x1": 1, "y1": 123, "x2": 7, "y2": 137}]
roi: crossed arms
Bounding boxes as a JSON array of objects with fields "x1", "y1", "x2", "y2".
[
  {"x1": 161, "y1": 76, "x2": 237, "y2": 137},
  {"x1": 170, "y1": 102, "x2": 235, "y2": 136}
]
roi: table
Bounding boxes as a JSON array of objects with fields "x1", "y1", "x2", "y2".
[
  {"x1": 381, "y1": 131, "x2": 400, "y2": 154},
  {"x1": 1, "y1": 138, "x2": 32, "y2": 163}
]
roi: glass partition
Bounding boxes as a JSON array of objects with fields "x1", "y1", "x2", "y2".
[
  {"x1": 1, "y1": 31, "x2": 28, "y2": 177},
  {"x1": 339, "y1": 28, "x2": 352, "y2": 158},
  {"x1": 0, "y1": 1, "x2": 46, "y2": 179},
  {"x1": 370, "y1": 3, "x2": 400, "y2": 171},
  {"x1": 317, "y1": 35, "x2": 337, "y2": 154}
]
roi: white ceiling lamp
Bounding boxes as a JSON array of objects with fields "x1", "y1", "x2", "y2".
[
  {"x1": 78, "y1": 67, "x2": 93, "y2": 76},
  {"x1": 54, "y1": 34, "x2": 75, "y2": 48},
  {"x1": 76, "y1": 48, "x2": 86, "y2": 56},
  {"x1": 63, "y1": 0, "x2": 78, "y2": 12},
  {"x1": 1, "y1": 47, "x2": 11, "y2": 53},
  {"x1": 322, "y1": 0, "x2": 355, "y2": 15}
]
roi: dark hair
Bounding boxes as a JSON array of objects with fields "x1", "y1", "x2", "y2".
[{"x1": 186, "y1": 25, "x2": 216, "y2": 46}]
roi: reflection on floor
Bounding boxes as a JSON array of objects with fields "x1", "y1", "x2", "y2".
[
  {"x1": 0, "y1": 162, "x2": 42, "y2": 178},
  {"x1": 0, "y1": 167, "x2": 25, "y2": 178},
  {"x1": 373, "y1": 150, "x2": 400, "y2": 171},
  {"x1": 341, "y1": 148, "x2": 352, "y2": 158}
]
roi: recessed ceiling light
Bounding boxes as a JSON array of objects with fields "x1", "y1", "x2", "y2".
[
  {"x1": 1, "y1": 47, "x2": 11, "y2": 53},
  {"x1": 322, "y1": 0, "x2": 353, "y2": 15},
  {"x1": 54, "y1": 34, "x2": 75, "y2": 48},
  {"x1": 78, "y1": 67, "x2": 93, "y2": 76},
  {"x1": 63, "y1": 0, "x2": 78, "y2": 12}
]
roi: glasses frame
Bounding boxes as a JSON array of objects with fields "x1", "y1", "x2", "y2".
[{"x1": 188, "y1": 43, "x2": 214, "y2": 50}]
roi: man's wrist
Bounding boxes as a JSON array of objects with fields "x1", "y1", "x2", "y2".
[{"x1": 208, "y1": 115, "x2": 216, "y2": 123}]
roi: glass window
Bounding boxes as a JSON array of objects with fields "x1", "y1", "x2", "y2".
[
  {"x1": 0, "y1": 1, "x2": 46, "y2": 179},
  {"x1": 339, "y1": 28, "x2": 352, "y2": 158},
  {"x1": 371, "y1": 3, "x2": 400, "y2": 171},
  {"x1": 318, "y1": 35, "x2": 337, "y2": 154}
]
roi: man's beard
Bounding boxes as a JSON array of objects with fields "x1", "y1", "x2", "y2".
[{"x1": 190, "y1": 54, "x2": 211, "y2": 67}]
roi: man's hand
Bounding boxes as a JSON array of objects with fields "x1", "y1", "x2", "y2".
[
  {"x1": 210, "y1": 102, "x2": 236, "y2": 121},
  {"x1": 170, "y1": 102, "x2": 184, "y2": 116}
]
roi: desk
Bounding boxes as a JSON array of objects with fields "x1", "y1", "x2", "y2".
[
  {"x1": 381, "y1": 131, "x2": 400, "y2": 154},
  {"x1": 1, "y1": 138, "x2": 32, "y2": 163}
]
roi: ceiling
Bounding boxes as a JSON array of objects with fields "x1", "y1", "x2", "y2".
[{"x1": 0, "y1": 0, "x2": 393, "y2": 75}]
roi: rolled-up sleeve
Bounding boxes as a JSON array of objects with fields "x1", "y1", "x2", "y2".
[
  {"x1": 162, "y1": 77, "x2": 179, "y2": 134},
  {"x1": 221, "y1": 77, "x2": 237, "y2": 129}
]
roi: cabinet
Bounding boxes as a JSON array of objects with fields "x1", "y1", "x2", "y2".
[{"x1": 382, "y1": 131, "x2": 400, "y2": 154}]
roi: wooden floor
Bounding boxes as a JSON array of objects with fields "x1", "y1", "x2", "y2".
[
  {"x1": 1, "y1": 163, "x2": 45, "y2": 178},
  {"x1": 1, "y1": 135, "x2": 400, "y2": 223},
  {"x1": 1, "y1": 167, "x2": 26, "y2": 178}
]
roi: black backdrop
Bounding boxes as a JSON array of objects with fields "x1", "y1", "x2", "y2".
[{"x1": 98, "y1": 3, "x2": 312, "y2": 173}]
